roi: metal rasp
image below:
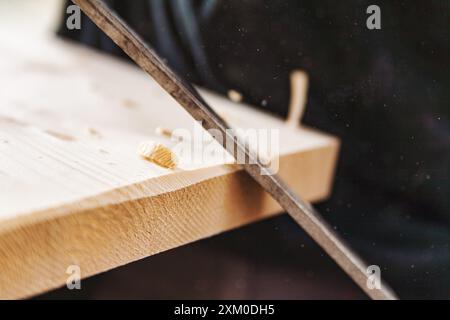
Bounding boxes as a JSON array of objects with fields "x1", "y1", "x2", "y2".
[{"x1": 72, "y1": 0, "x2": 397, "y2": 300}]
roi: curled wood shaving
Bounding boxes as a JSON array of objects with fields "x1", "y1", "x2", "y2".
[{"x1": 138, "y1": 141, "x2": 178, "y2": 169}]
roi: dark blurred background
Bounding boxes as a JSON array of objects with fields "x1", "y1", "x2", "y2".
[{"x1": 41, "y1": 0, "x2": 449, "y2": 299}]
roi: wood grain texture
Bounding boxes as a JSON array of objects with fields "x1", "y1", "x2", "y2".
[
  {"x1": 0, "y1": 16, "x2": 338, "y2": 298},
  {"x1": 72, "y1": 0, "x2": 396, "y2": 300}
]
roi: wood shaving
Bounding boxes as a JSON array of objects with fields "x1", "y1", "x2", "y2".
[
  {"x1": 227, "y1": 89, "x2": 243, "y2": 103},
  {"x1": 138, "y1": 141, "x2": 178, "y2": 169}
]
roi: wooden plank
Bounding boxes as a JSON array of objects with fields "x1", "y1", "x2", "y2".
[{"x1": 0, "y1": 9, "x2": 339, "y2": 299}]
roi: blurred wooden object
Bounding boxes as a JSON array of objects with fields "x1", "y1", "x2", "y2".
[
  {"x1": 287, "y1": 71, "x2": 309, "y2": 127},
  {"x1": 0, "y1": 15, "x2": 339, "y2": 299}
]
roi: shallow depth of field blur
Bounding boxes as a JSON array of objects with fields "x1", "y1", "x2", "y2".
[{"x1": 1, "y1": 0, "x2": 449, "y2": 299}]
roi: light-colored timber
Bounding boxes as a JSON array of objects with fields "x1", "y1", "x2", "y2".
[{"x1": 0, "y1": 9, "x2": 339, "y2": 298}]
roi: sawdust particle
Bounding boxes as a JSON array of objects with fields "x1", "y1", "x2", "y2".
[
  {"x1": 155, "y1": 127, "x2": 184, "y2": 142},
  {"x1": 87, "y1": 127, "x2": 102, "y2": 137},
  {"x1": 121, "y1": 98, "x2": 138, "y2": 108},
  {"x1": 155, "y1": 126, "x2": 173, "y2": 138},
  {"x1": 45, "y1": 130, "x2": 75, "y2": 141}
]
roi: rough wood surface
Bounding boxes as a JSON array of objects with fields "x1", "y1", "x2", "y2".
[{"x1": 0, "y1": 16, "x2": 339, "y2": 298}]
